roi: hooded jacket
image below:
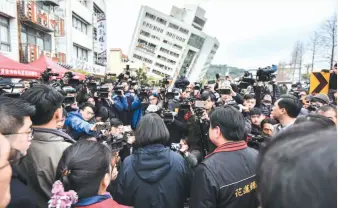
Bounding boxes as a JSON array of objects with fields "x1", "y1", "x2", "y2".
[{"x1": 114, "y1": 144, "x2": 192, "y2": 208}]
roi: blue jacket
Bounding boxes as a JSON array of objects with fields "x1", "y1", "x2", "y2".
[
  {"x1": 113, "y1": 95, "x2": 128, "y2": 112},
  {"x1": 131, "y1": 95, "x2": 143, "y2": 129},
  {"x1": 114, "y1": 144, "x2": 192, "y2": 208},
  {"x1": 65, "y1": 111, "x2": 95, "y2": 140}
]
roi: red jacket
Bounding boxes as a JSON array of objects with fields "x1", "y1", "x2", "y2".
[{"x1": 75, "y1": 198, "x2": 130, "y2": 208}]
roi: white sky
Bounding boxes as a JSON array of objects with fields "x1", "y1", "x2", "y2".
[{"x1": 106, "y1": 0, "x2": 337, "y2": 69}]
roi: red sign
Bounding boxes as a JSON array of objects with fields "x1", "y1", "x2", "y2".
[{"x1": 0, "y1": 68, "x2": 39, "y2": 78}]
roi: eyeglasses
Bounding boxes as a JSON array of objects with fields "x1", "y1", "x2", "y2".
[
  {"x1": 3, "y1": 129, "x2": 34, "y2": 139},
  {"x1": 0, "y1": 148, "x2": 23, "y2": 170}
]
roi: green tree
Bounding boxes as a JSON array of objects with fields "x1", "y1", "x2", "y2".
[
  {"x1": 136, "y1": 68, "x2": 148, "y2": 85},
  {"x1": 302, "y1": 73, "x2": 311, "y2": 81}
]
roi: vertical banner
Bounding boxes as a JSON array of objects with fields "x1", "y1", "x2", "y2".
[{"x1": 96, "y1": 13, "x2": 107, "y2": 66}]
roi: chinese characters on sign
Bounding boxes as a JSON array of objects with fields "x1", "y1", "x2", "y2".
[
  {"x1": 0, "y1": 68, "x2": 39, "y2": 78},
  {"x1": 234, "y1": 181, "x2": 257, "y2": 198},
  {"x1": 96, "y1": 13, "x2": 107, "y2": 66},
  {"x1": 71, "y1": 59, "x2": 106, "y2": 76}
]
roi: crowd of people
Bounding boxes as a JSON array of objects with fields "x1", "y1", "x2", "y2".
[{"x1": 0, "y1": 63, "x2": 336, "y2": 208}]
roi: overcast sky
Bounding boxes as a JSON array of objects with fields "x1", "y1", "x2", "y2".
[{"x1": 106, "y1": 0, "x2": 336, "y2": 69}]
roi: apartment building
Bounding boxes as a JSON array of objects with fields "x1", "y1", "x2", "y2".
[
  {"x1": 16, "y1": 0, "x2": 66, "y2": 65},
  {"x1": 107, "y1": 48, "x2": 147, "y2": 75},
  {"x1": 0, "y1": 0, "x2": 19, "y2": 61},
  {"x1": 63, "y1": 0, "x2": 107, "y2": 75},
  {"x1": 129, "y1": 5, "x2": 219, "y2": 82},
  {"x1": 0, "y1": 0, "x2": 107, "y2": 75}
]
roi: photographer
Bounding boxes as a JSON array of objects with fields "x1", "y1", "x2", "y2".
[
  {"x1": 187, "y1": 91, "x2": 216, "y2": 155},
  {"x1": 65, "y1": 102, "x2": 104, "y2": 140},
  {"x1": 308, "y1": 94, "x2": 330, "y2": 112},
  {"x1": 95, "y1": 82, "x2": 126, "y2": 120}
]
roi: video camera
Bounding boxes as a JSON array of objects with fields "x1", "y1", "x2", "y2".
[
  {"x1": 239, "y1": 71, "x2": 255, "y2": 89},
  {"x1": 247, "y1": 134, "x2": 269, "y2": 150},
  {"x1": 114, "y1": 85, "x2": 124, "y2": 96},
  {"x1": 256, "y1": 65, "x2": 277, "y2": 82},
  {"x1": 0, "y1": 83, "x2": 24, "y2": 98},
  {"x1": 41, "y1": 68, "x2": 59, "y2": 83},
  {"x1": 96, "y1": 85, "x2": 110, "y2": 99}
]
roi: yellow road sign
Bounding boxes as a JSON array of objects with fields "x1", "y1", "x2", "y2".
[{"x1": 309, "y1": 72, "x2": 330, "y2": 94}]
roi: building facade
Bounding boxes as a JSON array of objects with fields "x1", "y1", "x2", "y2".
[
  {"x1": 128, "y1": 5, "x2": 219, "y2": 82},
  {"x1": 107, "y1": 48, "x2": 147, "y2": 75},
  {"x1": 63, "y1": 0, "x2": 107, "y2": 75},
  {"x1": 0, "y1": 0, "x2": 107, "y2": 76},
  {"x1": 0, "y1": 0, "x2": 20, "y2": 61}
]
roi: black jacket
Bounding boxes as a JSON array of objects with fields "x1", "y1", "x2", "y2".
[
  {"x1": 8, "y1": 165, "x2": 36, "y2": 208},
  {"x1": 114, "y1": 144, "x2": 192, "y2": 208},
  {"x1": 95, "y1": 99, "x2": 119, "y2": 119},
  {"x1": 329, "y1": 72, "x2": 337, "y2": 90},
  {"x1": 189, "y1": 141, "x2": 259, "y2": 208}
]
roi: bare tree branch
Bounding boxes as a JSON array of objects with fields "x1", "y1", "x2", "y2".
[{"x1": 320, "y1": 14, "x2": 337, "y2": 69}]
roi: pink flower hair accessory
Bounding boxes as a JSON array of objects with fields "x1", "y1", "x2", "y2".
[{"x1": 48, "y1": 180, "x2": 78, "y2": 208}]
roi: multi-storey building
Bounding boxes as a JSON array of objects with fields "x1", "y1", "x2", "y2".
[
  {"x1": 62, "y1": 0, "x2": 107, "y2": 75},
  {"x1": 0, "y1": 0, "x2": 107, "y2": 76},
  {"x1": 17, "y1": 0, "x2": 66, "y2": 64},
  {"x1": 107, "y1": 48, "x2": 147, "y2": 75},
  {"x1": 0, "y1": 0, "x2": 20, "y2": 61},
  {"x1": 129, "y1": 5, "x2": 219, "y2": 82}
]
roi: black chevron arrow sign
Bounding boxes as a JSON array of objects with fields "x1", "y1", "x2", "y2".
[{"x1": 313, "y1": 73, "x2": 328, "y2": 93}]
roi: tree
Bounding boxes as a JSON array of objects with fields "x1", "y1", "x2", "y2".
[
  {"x1": 290, "y1": 41, "x2": 304, "y2": 81},
  {"x1": 304, "y1": 63, "x2": 311, "y2": 75},
  {"x1": 308, "y1": 31, "x2": 321, "y2": 72},
  {"x1": 136, "y1": 68, "x2": 148, "y2": 85},
  {"x1": 321, "y1": 14, "x2": 337, "y2": 69},
  {"x1": 302, "y1": 73, "x2": 310, "y2": 81}
]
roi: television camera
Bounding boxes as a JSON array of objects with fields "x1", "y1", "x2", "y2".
[
  {"x1": 41, "y1": 67, "x2": 59, "y2": 83},
  {"x1": 256, "y1": 65, "x2": 277, "y2": 82},
  {"x1": 0, "y1": 83, "x2": 24, "y2": 98},
  {"x1": 247, "y1": 134, "x2": 270, "y2": 150}
]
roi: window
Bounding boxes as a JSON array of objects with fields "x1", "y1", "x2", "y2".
[
  {"x1": 173, "y1": 44, "x2": 182, "y2": 50},
  {"x1": 160, "y1": 47, "x2": 170, "y2": 54},
  {"x1": 143, "y1": 57, "x2": 153, "y2": 64},
  {"x1": 93, "y1": 28, "x2": 97, "y2": 40},
  {"x1": 94, "y1": 52, "x2": 98, "y2": 62},
  {"x1": 179, "y1": 27, "x2": 189, "y2": 35},
  {"x1": 156, "y1": 17, "x2": 167, "y2": 25},
  {"x1": 169, "y1": 23, "x2": 179, "y2": 30},
  {"x1": 140, "y1": 30, "x2": 150, "y2": 37},
  {"x1": 187, "y1": 33, "x2": 205, "y2": 49},
  {"x1": 133, "y1": 54, "x2": 142, "y2": 60},
  {"x1": 151, "y1": 35, "x2": 160, "y2": 41},
  {"x1": 193, "y1": 16, "x2": 206, "y2": 27},
  {"x1": 0, "y1": 15, "x2": 10, "y2": 52},
  {"x1": 145, "y1": 12, "x2": 156, "y2": 20},
  {"x1": 72, "y1": 13, "x2": 88, "y2": 35},
  {"x1": 20, "y1": 25, "x2": 51, "y2": 51},
  {"x1": 73, "y1": 45, "x2": 89, "y2": 61}
]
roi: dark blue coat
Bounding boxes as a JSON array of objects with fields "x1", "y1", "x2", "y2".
[
  {"x1": 8, "y1": 165, "x2": 36, "y2": 208},
  {"x1": 114, "y1": 144, "x2": 192, "y2": 208}
]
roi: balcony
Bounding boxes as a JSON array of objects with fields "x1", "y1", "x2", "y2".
[
  {"x1": 0, "y1": 0, "x2": 16, "y2": 18},
  {"x1": 19, "y1": 1, "x2": 65, "y2": 35}
]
